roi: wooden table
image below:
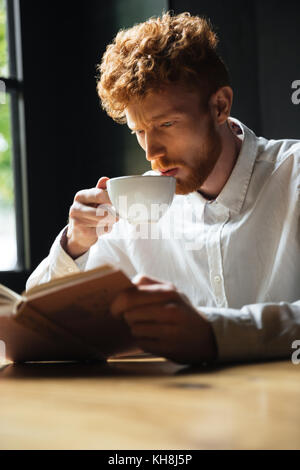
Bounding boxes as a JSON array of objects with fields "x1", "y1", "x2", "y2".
[{"x1": 0, "y1": 357, "x2": 299, "y2": 449}]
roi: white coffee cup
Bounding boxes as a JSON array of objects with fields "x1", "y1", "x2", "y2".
[{"x1": 106, "y1": 175, "x2": 176, "y2": 224}]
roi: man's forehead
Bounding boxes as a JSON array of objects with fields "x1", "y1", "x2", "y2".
[{"x1": 125, "y1": 86, "x2": 200, "y2": 127}]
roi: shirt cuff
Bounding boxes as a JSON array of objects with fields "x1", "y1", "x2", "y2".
[
  {"x1": 199, "y1": 302, "x2": 300, "y2": 364},
  {"x1": 73, "y1": 251, "x2": 90, "y2": 270},
  {"x1": 48, "y1": 226, "x2": 86, "y2": 276},
  {"x1": 199, "y1": 306, "x2": 265, "y2": 363}
]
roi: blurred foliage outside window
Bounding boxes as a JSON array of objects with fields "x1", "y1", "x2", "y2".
[{"x1": 0, "y1": 0, "x2": 17, "y2": 270}]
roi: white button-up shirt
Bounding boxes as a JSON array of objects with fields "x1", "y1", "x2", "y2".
[{"x1": 26, "y1": 118, "x2": 300, "y2": 363}]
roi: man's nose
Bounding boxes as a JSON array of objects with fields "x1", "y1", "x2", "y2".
[{"x1": 145, "y1": 133, "x2": 166, "y2": 161}]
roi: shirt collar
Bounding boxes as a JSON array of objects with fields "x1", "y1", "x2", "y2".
[{"x1": 188, "y1": 117, "x2": 259, "y2": 215}]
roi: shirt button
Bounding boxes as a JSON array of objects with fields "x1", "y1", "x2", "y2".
[
  {"x1": 214, "y1": 275, "x2": 222, "y2": 284},
  {"x1": 68, "y1": 267, "x2": 74, "y2": 272}
]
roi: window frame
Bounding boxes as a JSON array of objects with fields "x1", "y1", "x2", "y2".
[{"x1": 0, "y1": 0, "x2": 30, "y2": 287}]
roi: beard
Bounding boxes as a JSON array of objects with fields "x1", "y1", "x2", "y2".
[{"x1": 152, "y1": 118, "x2": 222, "y2": 195}]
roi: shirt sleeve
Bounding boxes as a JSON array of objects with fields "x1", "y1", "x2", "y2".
[
  {"x1": 25, "y1": 222, "x2": 138, "y2": 291},
  {"x1": 25, "y1": 226, "x2": 84, "y2": 291},
  {"x1": 200, "y1": 300, "x2": 300, "y2": 363}
]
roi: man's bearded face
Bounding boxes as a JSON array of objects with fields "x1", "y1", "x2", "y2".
[{"x1": 125, "y1": 85, "x2": 222, "y2": 195}]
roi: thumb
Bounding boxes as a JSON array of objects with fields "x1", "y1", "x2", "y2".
[
  {"x1": 96, "y1": 176, "x2": 110, "y2": 190},
  {"x1": 132, "y1": 274, "x2": 166, "y2": 286}
]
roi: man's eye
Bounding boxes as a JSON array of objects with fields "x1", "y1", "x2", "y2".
[{"x1": 161, "y1": 121, "x2": 174, "y2": 128}]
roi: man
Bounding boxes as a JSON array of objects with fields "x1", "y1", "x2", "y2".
[{"x1": 26, "y1": 12, "x2": 300, "y2": 365}]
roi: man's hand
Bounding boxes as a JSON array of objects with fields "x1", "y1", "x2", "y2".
[
  {"x1": 110, "y1": 275, "x2": 218, "y2": 365},
  {"x1": 65, "y1": 176, "x2": 119, "y2": 259}
]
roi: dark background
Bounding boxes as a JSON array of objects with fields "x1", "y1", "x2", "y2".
[{"x1": 3, "y1": 0, "x2": 300, "y2": 291}]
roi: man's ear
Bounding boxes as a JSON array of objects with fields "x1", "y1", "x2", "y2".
[{"x1": 209, "y1": 86, "x2": 233, "y2": 125}]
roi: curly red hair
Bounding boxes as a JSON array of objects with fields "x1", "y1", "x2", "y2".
[{"x1": 96, "y1": 11, "x2": 230, "y2": 123}]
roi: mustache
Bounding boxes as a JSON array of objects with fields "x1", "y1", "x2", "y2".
[{"x1": 151, "y1": 160, "x2": 185, "y2": 171}]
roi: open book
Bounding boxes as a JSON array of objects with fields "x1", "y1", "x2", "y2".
[{"x1": 0, "y1": 264, "x2": 137, "y2": 363}]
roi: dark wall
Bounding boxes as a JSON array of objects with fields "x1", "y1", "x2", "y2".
[
  {"x1": 170, "y1": 0, "x2": 300, "y2": 139},
  {"x1": 256, "y1": 1, "x2": 300, "y2": 139}
]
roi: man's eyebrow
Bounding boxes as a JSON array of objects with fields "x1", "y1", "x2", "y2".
[
  {"x1": 128, "y1": 111, "x2": 183, "y2": 130},
  {"x1": 150, "y1": 111, "x2": 183, "y2": 121}
]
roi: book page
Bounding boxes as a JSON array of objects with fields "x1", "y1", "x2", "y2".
[
  {"x1": 24, "y1": 263, "x2": 116, "y2": 299},
  {"x1": 0, "y1": 284, "x2": 23, "y2": 306}
]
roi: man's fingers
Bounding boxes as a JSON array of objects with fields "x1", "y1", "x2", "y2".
[
  {"x1": 96, "y1": 204, "x2": 119, "y2": 221},
  {"x1": 130, "y1": 322, "x2": 176, "y2": 339},
  {"x1": 74, "y1": 187, "x2": 111, "y2": 205},
  {"x1": 133, "y1": 277, "x2": 193, "y2": 310},
  {"x1": 70, "y1": 200, "x2": 99, "y2": 218},
  {"x1": 96, "y1": 176, "x2": 109, "y2": 189},
  {"x1": 132, "y1": 274, "x2": 170, "y2": 286},
  {"x1": 123, "y1": 302, "x2": 179, "y2": 324},
  {"x1": 70, "y1": 201, "x2": 115, "y2": 222},
  {"x1": 110, "y1": 286, "x2": 180, "y2": 315}
]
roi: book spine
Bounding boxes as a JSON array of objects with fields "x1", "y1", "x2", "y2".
[{"x1": 14, "y1": 303, "x2": 105, "y2": 361}]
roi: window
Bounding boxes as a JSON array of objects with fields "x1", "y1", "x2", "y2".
[{"x1": 0, "y1": 0, "x2": 29, "y2": 272}]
